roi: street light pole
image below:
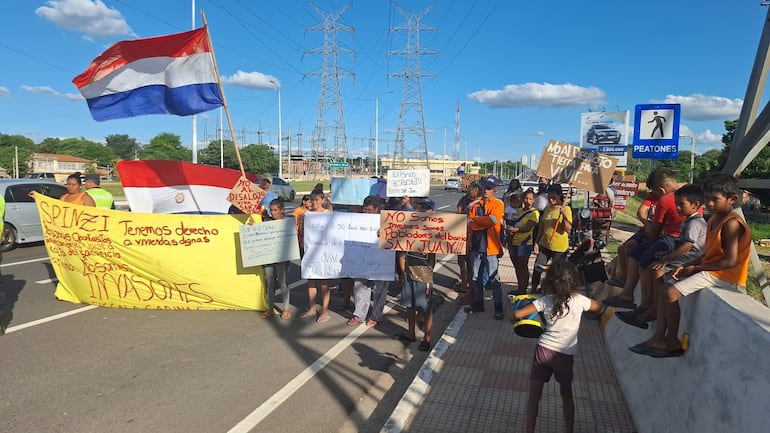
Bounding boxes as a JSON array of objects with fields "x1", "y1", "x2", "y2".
[
  {"x1": 375, "y1": 95, "x2": 380, "y2": 177},
  {"x1": 277, "y1": 84, "x2": 283, "y2": 179},
  {"x1": 680, "y1": 135, "x2": 696, "y2": 183}
]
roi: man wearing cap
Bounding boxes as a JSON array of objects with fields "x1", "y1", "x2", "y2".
[
  {"x1": 259, "y1": 174, "x2": 279, "y2": 218},
  {"x1": 84, "y1": 174, "x2": 114, "y2": 209},
  {"x1": 466, "y1": 177, "x2": 506, "y2": 319}
]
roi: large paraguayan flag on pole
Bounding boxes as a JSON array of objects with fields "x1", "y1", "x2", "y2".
[{"x1": 72, "y1": 27, "x2": 224, "y2": 121}]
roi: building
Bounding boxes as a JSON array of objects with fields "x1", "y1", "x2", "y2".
[{"x1": 28, "y1": 153, "x2": 95, "y2": 182}]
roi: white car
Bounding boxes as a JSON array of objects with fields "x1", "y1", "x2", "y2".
[
  {"x1": 1, "y1": 179, "x2": 69, "y2": 251},
  {"x1": 444, "y1": 177, "x2": 461, "y2": 191},
  {"x1": 269, "y1": 177, "x2": 296, "y2": 201}
]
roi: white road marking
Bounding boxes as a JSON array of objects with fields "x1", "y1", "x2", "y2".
[
  {"x1": 229, "y1": 258, "x2": 454, "y2": 432},
  {"x1": 35, "y1": 278, "x2": 58, "y2": 284},
  {"x1": 4, "y1": 305, "x2": 99, "y2": 334},
  {"x1": 1, "y1": 257, "x2": 49, "y2": 268},
  {"x1": 438, "y1": 205, "x2": 451, "y2": 210}
]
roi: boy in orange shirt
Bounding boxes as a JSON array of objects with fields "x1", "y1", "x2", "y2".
[{"x1": 630, "y1": 173, "x2": 751, "y2": 358}]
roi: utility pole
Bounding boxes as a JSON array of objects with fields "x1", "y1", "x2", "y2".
[
  {"x1": 388, "y1": 4, "x2": 436, "y2": 169},
  {"x1": 454, "y1": 101, "x2": 460, "y2": 160},
  {"x1": 306, "y1": 4, "x2": 355, "y2": 169}
]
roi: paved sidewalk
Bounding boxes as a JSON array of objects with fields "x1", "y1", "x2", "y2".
[{"x1": 382, "y1": 256, "x2": 636, "y2": 433}]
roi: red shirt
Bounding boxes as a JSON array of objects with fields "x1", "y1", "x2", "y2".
[{"x1": 653, "y1": 192, "x2": 702, "y2": 238}]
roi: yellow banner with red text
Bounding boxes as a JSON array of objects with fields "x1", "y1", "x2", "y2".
[{"x1": 37, "y1": 194, "x2": 267, "y2": 311}]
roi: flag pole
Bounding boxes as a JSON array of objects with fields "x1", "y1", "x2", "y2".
[{"x1": 200, "y1": 10, "x2": 246, "y2": 178}]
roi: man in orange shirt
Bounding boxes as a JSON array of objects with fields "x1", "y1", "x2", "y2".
[
  {"x1": 465, "y1": 177, "x2": 506, "y2": 319},
  {"x1": 630, "y1": 173, "x2": 751, "y2": 358}
]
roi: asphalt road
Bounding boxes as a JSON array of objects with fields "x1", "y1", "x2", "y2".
[{"x1": 0, "y1": 186, "x2": 468, "y2": 433}]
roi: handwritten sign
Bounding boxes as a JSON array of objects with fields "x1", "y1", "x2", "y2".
[
  {"x1": 378, "y1": 211, "x2": 467, "y2": 254},
  {"x1": 330, "y1": 177, "x2": 377, "y2": 205},
  {"x1": 301, "y1": 212, "x2": 395, "y2": 280},
  {"x1": 612, "y1": 180, "x2": 639, "y2": 210},
  {"x1": 460, "y1": 173, "x2": 483, "y2": 192},
  {"x1": 36, "y1": 194, "x2": 268, "y2": 311},
  {"x1": 228, "y1": 175, "x2": 265, "y2": 214},
  {"x1": 239, "y1": 219, "x2": 300, "y2": 267},
  {"x1": 386, "y1": 169, "x2": 430, "y2": 197},
  {"x1": 536, "y1": 140, "x2": 618, "y2": 194}
]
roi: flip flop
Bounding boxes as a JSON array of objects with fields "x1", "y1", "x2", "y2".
[
  {"x1": 615, "y1": 311, "x2": 649, "y2": 329},
  {"x1": 366, "y1": 320, "x2": 377, "y2": 327},
  {"x1": 347, "y1": 318, "x2": 362, "y2": 326},
  {"x1": 316, "y1": 314, "x2": 331, "y2": 324},
  {"x1": 418, "y1": 340, "x2": 430, "y2": 351},
  {"x1": 300, "y1": 310, "x2": 316, "y2": 319},
  {"x1": 602, "y1": 296, "x2": 637, "y2": 310},
  {"x1": 281, "y1": 310, "x2": 291, "y2": 320}
]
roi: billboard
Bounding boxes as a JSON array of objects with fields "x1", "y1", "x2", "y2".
[{"x1": 580, "y1": 111, "x2": 629, "y2": 167}]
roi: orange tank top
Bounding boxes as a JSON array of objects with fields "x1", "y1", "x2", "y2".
[
  {"x1": 60, "y1": 192, "x2": 87, "y2": 205},
  {"x1": 701, "y1": 211, "x2": 751, "y2": 286}
]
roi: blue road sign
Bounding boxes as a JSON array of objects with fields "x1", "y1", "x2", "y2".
[
  {"x1": 597, "y1": 145, "x2": 626, "y2": 155},
  {"x1": 632, "y1": 103, "x2": 681, "y2": 159},
  {"x1": 328, "y1": 161, "x2": 349, "y2": 168}
]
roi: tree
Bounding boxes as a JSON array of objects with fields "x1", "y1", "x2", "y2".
[
  {"x1": 106, "y1": 134, "x2": 141, "y2": 160},
  {"x1": 141, "y1": 133, "x2": 192, "y2": 161},
  {"x1": 199, "y1": 139, "x2": 239, "y2": 169},
  {"x1": 34, "y1": 137, "x2": 117, "y2": 170},
  {"x1": 0, "y1": 133, "x2": 35, "y2": 176},
  {"x1": 239, "y1": 144, "x2": 278, "y2": 174},
  {"x1": 717, "y1": 118, "x2": 770, "y2": 178}
]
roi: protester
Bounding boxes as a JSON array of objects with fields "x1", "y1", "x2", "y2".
[
  {"x1": 394, "y1": 197, "x2": 437, "y2": 351},
  {"x1": 505, "y1": 190, "x2": 539, "y2": 295},
  {"x1": 300, "y1": 189, "x2": 332, "y2": 323},
  {"x1": 293, "y1": 194, "x2": 311, "y2": 257},
  {"x1": 455, "y1": 182, "x2": 481, "y2": 303},
  {"x1": 617, "y1": 184, "x2": 706, "y2": 329},
  {"x1": 465, "y1": 177, "x2": 506, "y2": 319},
  {"x1": 531, "y1": 183, "x2": 572, "y2": 293},
  {"x1": 259, "y1": 174, "x2": 279, "y2": 218},
  {"x1": 502, "y1": 179, "x2": 523, "y2": 206},
  {"x1": 533, "y1": 177, "x2": 550, "y2": 212},
  {"x1": 83, "y1": 174, "x2": 114, "y2": 209},
  {"x1": 630, "y1": 173, "x2": 751, "y2": 358},
  {"x1": 60, "y1": 172, "x2": 96, "y2": 206},
  {"x1": 260, "y1": 198, "x2": 292, "y2": 320},
  {"x1": 506, "y1": 259, "x2": 605, "y2": 433},
  {"x1": 604, "y1": 169, "x2": 686, "y2": 310}
]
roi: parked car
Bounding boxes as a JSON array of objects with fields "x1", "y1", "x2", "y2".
[
  {"x1": 270, "y1": 177, "x2": 296, "y2": 201},
  {"x1": 444, "y1": 177, "x2": 461, "y2": 191},
  {"x1": 24, "y1": 172, "x2": 56, "y2": 181},
  {"x1": 585, "y1": 124, "x2": 621, "y2": 144},
  {"x1": 0, "y1": 179, "x2": 68, "y2": 252}
]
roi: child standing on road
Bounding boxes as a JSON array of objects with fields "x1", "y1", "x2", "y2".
[
  {"x1": 507, "y1": 259, "x2": 604, "y2": 433},
  {"x1": 301, "y1": 189, "x2": 333, "y2": 323},
  {"x1": 261, "y1": 199, "x2": 292, "y2": 320}
]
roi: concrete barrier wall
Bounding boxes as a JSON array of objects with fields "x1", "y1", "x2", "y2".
[{"x1": 603, "y1": 287, "x2": 770, "y2": 433}]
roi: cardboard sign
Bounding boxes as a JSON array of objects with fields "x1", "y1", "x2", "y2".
[
  {"x1": 386, "y1": 169, "x2": 431, "y2": 197},
  {"x1": 460, "y1": 173, "x2": 483, "y2": 192},
  {"x1": 536, "y1": 140, "x2": 618, "y2": 194},
  {"x1": 378, "y1": 211, "x2": 467, "y2": 255},
  {"x1": 239, "y1": 219, "x2": 301, "y2": 267},
  {"x1": 330, "y1": 177, "x2": 377, "y2": 205},
  {"x1": 612, "y1": 180, "x2": 639, "y2": 210},
  {"x1": 227, "y1": 175, "x2": 265, "y2": 214},
  {"x1": 301, "y1": 212, "x2": 395, "y2": 280}
]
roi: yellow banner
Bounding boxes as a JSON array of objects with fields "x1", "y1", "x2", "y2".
[{"x1": 37, "y1": 194, "x2": 267, "y2": 311}]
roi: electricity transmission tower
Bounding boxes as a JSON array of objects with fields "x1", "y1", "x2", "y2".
[
  {"x1": 306, "y1": 3, "x2": 355, "y2": 171},
  {"x1": 388, "y1": 4, "x2": 436, "y2": 169}
]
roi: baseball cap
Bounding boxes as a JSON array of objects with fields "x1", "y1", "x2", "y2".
[
  {"x1": 84, "y1": 174, "x2": 100, "y2": 184},
  {"x1": 418, "y1": 198, "x2": 436, "y2": 210},
  {"x1": 261, "y1": 174, "x2": 272, "y2": 183},
  {"x1": 483, "y1": 177, "x2": 498, "y2": 189}
]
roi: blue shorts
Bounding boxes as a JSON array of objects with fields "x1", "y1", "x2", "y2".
[
  {"x1": 630, "y1": 236, "x2": 677, "y2": 268},
  {"x1": 402, "y1": 279, "x2": 431, "y2": 312},
  {"x1": 508, "y1": 243, "x2": 533, "y2": 257}
]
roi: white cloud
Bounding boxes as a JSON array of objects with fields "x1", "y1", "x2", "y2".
[
  {"x1": 468, "y1": 82, "x2": 605, "y2": 108},
  {"x1": 21, "y1": 85, "x2": 83, "y2": 101},
  {"x1": 678, "y1": 125, "x2": 724, "y2": 153},
  {"x1": 0, "y1": 86, "x2": 9, "y2": 96},
  {"x1": 36, "y1": 0, "x2": 133, "y2": 37},
  {"x1": 533, "y1": 131, "x2": 545, "y2": 136},
  {"x1": 222, "y1": 71, "x2": 280, "y2": 90},
  {"x1": 654, "y1": 94, "x2": 742, "y2": 121}
]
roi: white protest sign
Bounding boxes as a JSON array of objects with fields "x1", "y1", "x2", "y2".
[
  {"x1": 301, "y1": 212, "x2": 395, "y2": 280},
  {"x1": 386, "y1": 169, "x2": 431, "y2": 197},
  {"x1": 239, "y1": 219, "x2": 300, "y2": 267}
]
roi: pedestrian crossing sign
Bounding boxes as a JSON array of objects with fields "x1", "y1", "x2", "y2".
[{"x1": 632, "y1": 103, "x2": 681, "y2": 159}]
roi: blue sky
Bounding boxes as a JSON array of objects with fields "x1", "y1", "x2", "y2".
[{"x1": 0, "y1": 0, "x2": 766, "y2": 165}]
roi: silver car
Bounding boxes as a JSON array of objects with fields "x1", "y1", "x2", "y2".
[
  {"x1": 270, "y1": 177, "x2": 296, "y2": 201},
  {"x1": 1, "y1": 179, "x2": 68, "y2": 252},
  {"x1": 444, "y1": 177, "x2": 461, "y2": 191}
]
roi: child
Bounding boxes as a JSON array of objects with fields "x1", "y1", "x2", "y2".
[
  {"x1": 394, "y1": 198, "x2": 437, "y2": 351},
  {"x1": 617, "y1": 184, "x2": 706, "y2": 329},
  {"x1": 505, "y1": 191, "x2": 539, "y2": 295},
  {"x1": 630, "y1": 173, "x2": 751, "y2": 358},
  {"x1": 348, "y1": 195, "x2": 389, "y2": 327},
  {"x1": 293, "y1": 194, "x2": 311, "y2": 257},
  {"x1": 531, "y1": 183, "x2": 572, "y2": 293},
  {"x1": 506, "y1": 259, "x2": 604, "y2": 433},
  {"x1": 301, "y1": 189, "x2": 333, "y2": 323},
  {"x1": 261, "y1": 199, "x2": 292, "y2": 319}
]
